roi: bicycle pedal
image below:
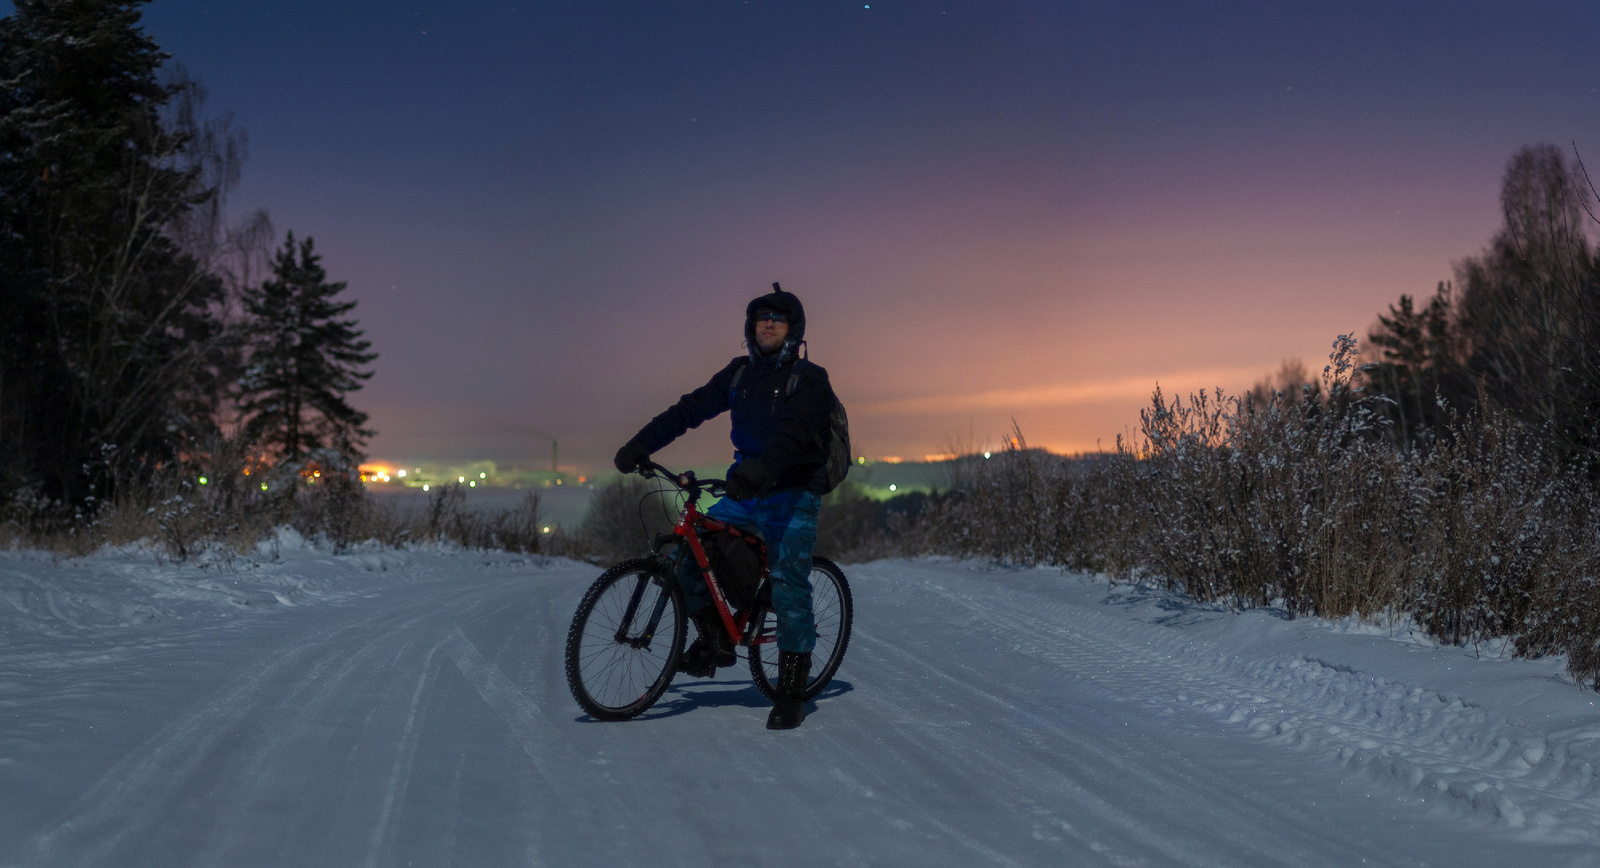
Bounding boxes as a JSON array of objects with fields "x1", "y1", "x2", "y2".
[{"x1": 678, "y1": 660, "x2": 716, "y2": 678}]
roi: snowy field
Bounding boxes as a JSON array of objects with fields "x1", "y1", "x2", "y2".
[{"x1": 2, "y1": 535, "x2": 1599, "y2": 866}]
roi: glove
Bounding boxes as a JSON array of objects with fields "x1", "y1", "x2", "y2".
[
  {"x1": 724, "y1": 459, "x2": 772, "y2": 501},
  {"x1": 613, "y1": 439, "x2": 651, "y2": 474}
]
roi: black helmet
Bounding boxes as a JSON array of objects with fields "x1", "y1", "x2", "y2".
[{"x1": 745, "y1": 282, "x2": 805, "y2": 361}]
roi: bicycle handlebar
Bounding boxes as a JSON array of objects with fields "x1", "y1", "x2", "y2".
[{"x1": 637, "y1": 460, "x2": 726, "y2": 497}]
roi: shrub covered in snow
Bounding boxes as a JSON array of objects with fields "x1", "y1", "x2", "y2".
[{"x1": 921, "y1": 337, "x2": 1600, "y2": 689}]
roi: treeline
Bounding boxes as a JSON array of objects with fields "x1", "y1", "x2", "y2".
[
  {"x1": 1341, "y1": 144, "x2": 1599, "y2": 460},
  {"x1": 911, "y1": 144, "x2": 1600, "y2": 689},
  {"x1": 0, "y1": 0, "x2": 374, "y2": 531}
]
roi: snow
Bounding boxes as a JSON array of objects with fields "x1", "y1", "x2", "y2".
[{"x1": 2, "y1": 540, "x2": 1598, "y2": 865}]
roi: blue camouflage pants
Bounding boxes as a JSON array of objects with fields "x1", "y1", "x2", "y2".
[{"x1": 675, "y1": 489, "x2": 822, "y2": 654}]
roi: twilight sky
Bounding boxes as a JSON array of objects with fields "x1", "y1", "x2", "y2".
[{"x1": 33, "y1": 1, "x2": 1600, "y2": 471}]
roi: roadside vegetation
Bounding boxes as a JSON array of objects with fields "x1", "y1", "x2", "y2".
[
  {"x1": 908, "y1": 144, "x2": 1600, "y2": 689},
  {"x1": 916, "y1": 348, "x2": 1600, "y2": 689},
  {"x1": 0, "y1": 437, "x2": 552, "y2": 559}
]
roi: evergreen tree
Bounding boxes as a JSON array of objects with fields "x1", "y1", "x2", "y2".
[
  {"x1": 1363, "y1": 282, "x2": 1468, "y2": 447},
  {"x1": 238, "y1": 233, "x2": 377, "y2": 466},
  {"x1": 0, "y1": 0, "x2": 238, "y2": 503},
  {"x1": 1362, "y1": 144, "x2": 1600, "y2": 465}
]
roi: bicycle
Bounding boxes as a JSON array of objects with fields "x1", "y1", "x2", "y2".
[{"x1": 564, "y1": 461, "x2": 853, "y2": 721}]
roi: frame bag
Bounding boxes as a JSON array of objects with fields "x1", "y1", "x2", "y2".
[{"x1": 703, "y1": 525, "x2": 765, "y2": 611}]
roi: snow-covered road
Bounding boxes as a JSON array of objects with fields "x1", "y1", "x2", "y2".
[{"x1": 2, "y1": 539, "x2": 1597, "y2": 866}]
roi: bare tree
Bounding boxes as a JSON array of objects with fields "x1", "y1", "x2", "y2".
[{"x1": 1454, "y1": 144, "x2": 1600, "y2": 463}]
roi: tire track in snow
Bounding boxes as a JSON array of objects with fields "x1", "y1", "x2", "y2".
[
  {"x1": 847, "y1": 628, "x2": 1376, "y2": 867},
  {"x1": 812, "y1": 670, "x2": 1146, "y2": 866},
  {"x1": 439, "y1": 628, "x2": 560, "y2": 868},
  {"x1": 187, "y1": 627, "x2": 436, "y2": 866},
  {"x1": 183, "y1": 587, "x2": 502, "y2": 867},
  {"x1": 445, "y1": 609, "x2": 723, "y2": 865},
  {"x1": 9, "y1": 579, "x2": 486, "y2": 867},
  {"x1": 443, "y1": 629, "x2": 559, "y2": 780},
  {"x1": 363, "y1": 644, "x2": 442, "y2": 868},
  {"x1": 895, "y1": 570, "x2": 1600, "y2": 842},
  {"x1": 10, "y1": 615, "x2": 391, "y2": 867},
  {"x1": 798, "y1": 711, "x2": 1042, "y2": 868}
]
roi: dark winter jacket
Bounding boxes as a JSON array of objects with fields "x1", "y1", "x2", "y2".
[{"x1": 623, "y1": 288, "x2": 835, "y2": 494}]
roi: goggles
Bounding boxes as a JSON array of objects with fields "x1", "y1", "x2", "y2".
[{"x1": 755, "y1": 310, "x2": 789, "y2": 325}]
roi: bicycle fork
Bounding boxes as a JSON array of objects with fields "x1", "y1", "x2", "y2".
[{"x1": 614, "y1": 568, "x2": 673, "y2": 650}]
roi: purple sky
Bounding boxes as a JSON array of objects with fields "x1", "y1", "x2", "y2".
[{"x1": 34, "y1": 1, "x2": 1600, "y2": 470}]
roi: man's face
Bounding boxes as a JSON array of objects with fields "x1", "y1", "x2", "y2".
[{"x1": 754, "y1": 311, "x2": 789, "y2": 354}]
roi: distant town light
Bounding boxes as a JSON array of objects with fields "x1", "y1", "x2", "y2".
[
  {"x1": 398, "y1": 469, "x2": 406, "y2": 478},
  {"x1": 469, "y1": 480, "x2": 476, "y2": 487},
  {"x1": 889, "y1": 484, "x2": 897, "y2": 492},
  {"x1": 458, "y1": 476, "x2": 465, "y2": 483},
  {"x1": 198, "y1": 476, "x2": 208, "y2": 485},
  {"x1": 542, "y1": 526, "x2": 551, "y2": 533},
  {"x1": 423, "y1": 483, "x2": 430, "y2": 491},
  {"x1": 983, "y1": 451, "x2": 992, "y2": 459},
  {"x1": 260, "y1": 482, "x2": 269, "y2": 491},
  {"x1": 479, "y1": 472, "x2": 486, "y2": 479}
]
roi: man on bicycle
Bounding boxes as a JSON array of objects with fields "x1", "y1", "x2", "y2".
[{"x1": 613, "y1": 284, "x2": 836, "y2": 730}]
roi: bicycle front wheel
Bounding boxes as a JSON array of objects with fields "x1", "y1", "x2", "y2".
[
  {"x1": 751, "y1": 556, "x2": 852, "y2": 702},
  {"x1": 565, "y1": 557, "x2": 686, "y2": 720}
]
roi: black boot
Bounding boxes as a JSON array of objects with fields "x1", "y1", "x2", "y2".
[
  {"x1": 765, "y1": 651, "x2": 811, "y2": 730},
  {"x1": 678, "y1": 607, "x2": 737, "y2": 678}
]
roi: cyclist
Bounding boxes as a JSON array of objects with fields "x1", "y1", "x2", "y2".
[{"x1": 613, "y1": 284, "x2": 836, "y2": 730}]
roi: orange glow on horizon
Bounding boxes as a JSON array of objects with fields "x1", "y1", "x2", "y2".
[{"x1": 857, "y1": 367, "x2": 1267, "y2": 416}]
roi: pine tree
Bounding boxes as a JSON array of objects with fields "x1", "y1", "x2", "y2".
[
  {"x1": 1363, "y1": 282, "x2": 1467, "y2": 447},
  {"x1": 238, "y1": 233, "x2": 377, "y2": 467},
  {"x1": 0, "y1": 0, "x2": 239, "y2": 503}
]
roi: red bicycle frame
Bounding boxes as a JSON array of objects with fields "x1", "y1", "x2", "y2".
[{"x1": 662, "y1": 473, "x2": 777, "y2": 650}]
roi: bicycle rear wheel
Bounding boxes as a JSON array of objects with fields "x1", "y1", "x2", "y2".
[
  {"x1": 751, "y1": 556, "x2": 852, "y2": 702},
  {"x1": 565, "y1": 557, "x2": 686, "y2": 720}
]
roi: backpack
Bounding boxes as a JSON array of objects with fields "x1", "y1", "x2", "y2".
[{"x1": 730, "y1": 358, "x2": 852, "y2": 494}]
